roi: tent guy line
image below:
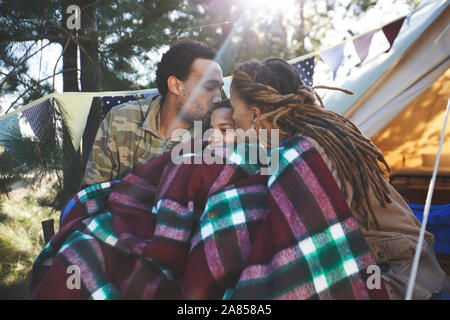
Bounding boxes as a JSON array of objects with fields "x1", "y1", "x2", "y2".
[{"x1": 405, "y1": 99, "x2": 450, "y2": 300}]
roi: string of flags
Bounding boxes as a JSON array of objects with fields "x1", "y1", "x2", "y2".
[
  {"x1": 291, "y1": 16, "x2": 406, "y2": 85},
  {"x1": 101, "y1": 93, "x2": 157, "y2": 112},
  {"x1": 293, "y1": 56, "x2": 315, "y2": 86},
  {"x1": 0, "y1": 89, "x2": 158, "y2": 151},
  {"x1": 0, "y1": 15, "x2": 408, "y2": 152}
]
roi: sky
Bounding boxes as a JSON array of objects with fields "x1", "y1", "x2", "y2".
[{"x1": 0, "y1": 0, "x2": 421, "y2": 111}]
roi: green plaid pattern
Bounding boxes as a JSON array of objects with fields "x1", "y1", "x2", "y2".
[
  {"x1": 31, "y1": 136, "x2": 384, "y2": 300},
  {"x1": 83, "y1": 212, "x2": 119, "y2": 247}
]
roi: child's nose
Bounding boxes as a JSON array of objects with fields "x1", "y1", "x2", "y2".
[{"x1": 208, "y1": 130, "x2": 222, "y2": 145}]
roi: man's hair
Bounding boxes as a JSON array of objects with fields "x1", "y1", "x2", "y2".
[{"x1": 155, "y1": 41, "x2": 217, "y2": 98}]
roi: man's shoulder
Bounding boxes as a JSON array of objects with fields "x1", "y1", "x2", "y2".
[
  {"x1": 101, "y1": 95, "x2": 161, "y2": 136},
  {"x1": 108, "y1": 95, "x2": 159, "y2": 121}
]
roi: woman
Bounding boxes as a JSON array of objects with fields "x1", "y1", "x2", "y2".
[{"x1": 229, "y1": 57, "x2": 446, "y2": 299}]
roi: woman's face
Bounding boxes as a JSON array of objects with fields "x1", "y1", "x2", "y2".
[{"x1": 230, "y1": 87, "x2": 254, "y2": 131}]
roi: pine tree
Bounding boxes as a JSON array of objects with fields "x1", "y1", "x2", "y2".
[{"x1": 0, "y1": 0, "x2": 189, "y2": 207}]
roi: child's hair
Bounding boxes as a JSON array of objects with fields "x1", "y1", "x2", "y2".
[
  {"x1": 211, "y1": 99, "x2": 232, "y2": 114},
  {"x1": 203, "y1": 99, "x2": 232, "y2": 131}
]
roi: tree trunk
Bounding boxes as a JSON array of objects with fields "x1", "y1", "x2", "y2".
[
  {"x1": 78, "y1": 1, "x2": 103, "y2": 172},
  {"x1": 61, "y1": 3, "x2": 79, "y2": 93},
  {"x1": 59, "y1": 1, "x2": 82, "y2": 205}
]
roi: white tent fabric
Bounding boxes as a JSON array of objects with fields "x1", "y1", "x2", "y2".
[
  {"x1": 359, "y1": 60, "x2": 449, "y2": 138},
  {"x1": 324, "y1": 0, "x2": 450, "y2": 138}
]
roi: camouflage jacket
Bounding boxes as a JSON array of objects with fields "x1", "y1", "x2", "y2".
[{"x1": 82, "y1": 95, "x2": 193, "y2": 186}]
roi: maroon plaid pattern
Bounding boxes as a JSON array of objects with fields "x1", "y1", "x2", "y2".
[{"x1": 30, "y1": 137, "x2": 388, "y2": 300}]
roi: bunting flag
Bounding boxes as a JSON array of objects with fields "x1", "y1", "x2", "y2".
[
  {"x1": 21, "y1": 99, "x2": 53, "y2": 141},
  {"x1": 144, "y1": 92, "x2": 158, "y2": 99},
  {"x1": 382, "y1": 16, "x2": 406, "y2": 52},
  {"x1": 353, "y1": 30, "x2": 377, "y2": 64},
  {"x1": 320, "y1": 43, "x2": 345, "y2": 81},
  {"x1": 0, "y1": 89, "x2": 158, "y2": 153},
  {"x1": 292, "y1": 57, "x2": 315, "y2": 86},
  {"x1": 53, "y1": 94, "x2": 93, "y2": 151},
  {"x1": 101, "y1": 95, "x2": 138, "y2": 112},
  {"x1": 0, "y1": 14, "x2": 410, "y2": 154}
]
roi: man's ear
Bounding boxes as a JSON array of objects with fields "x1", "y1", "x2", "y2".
[{"x1": 167, "y1": 76, "x2": 183, "y2": 96}]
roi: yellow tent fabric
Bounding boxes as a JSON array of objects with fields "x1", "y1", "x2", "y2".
[{"x1": 372, "y1": 69, "x2": 450, "y2": 171}]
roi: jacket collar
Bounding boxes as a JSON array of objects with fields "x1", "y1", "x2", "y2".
[
  {"x1": 142, "y1": 95, "x2": 162, "y2": 136},
  {"x1": 142, "y1": 95, "x2": 195, "y2": 143}
]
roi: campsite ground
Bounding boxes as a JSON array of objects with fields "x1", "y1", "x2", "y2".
[{"x1": 0, "y1": 175, "x2": 59, "y2": 300}]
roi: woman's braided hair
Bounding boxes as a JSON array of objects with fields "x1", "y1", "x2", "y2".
[{"x1": 231, "y1": 58, "x2": 391, "y2": 230}]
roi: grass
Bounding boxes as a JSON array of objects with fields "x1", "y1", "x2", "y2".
[{"x1": 0, "y1": 177, "x2": 60, "y2": 300}]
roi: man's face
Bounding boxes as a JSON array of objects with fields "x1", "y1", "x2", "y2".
[{"x1": 178, "y1": 58, "x2": 224, "y2": 125}]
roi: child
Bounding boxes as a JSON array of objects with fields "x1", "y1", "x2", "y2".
[{"x1": 207, "y1": 99, "x2": 236, "y2": 147}]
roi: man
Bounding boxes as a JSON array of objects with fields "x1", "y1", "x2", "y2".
[{"x1": 82, "y1": 41, "x2": 224, "y2": 186}]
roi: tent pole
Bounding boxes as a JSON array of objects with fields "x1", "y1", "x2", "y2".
[{"x1": 405, "y1": 98, "x2": 450, "y2": 300}]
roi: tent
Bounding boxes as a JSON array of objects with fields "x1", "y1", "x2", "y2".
[
  {"x1": 323, "y1": 0, "x2": 450, "y2": 278},
  {"x1": 323, "y1": 0, "x2": 449, "y2": 175}
]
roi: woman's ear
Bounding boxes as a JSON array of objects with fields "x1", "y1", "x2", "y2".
[
  {"x1": 167, "y1": 76, "x2": 183, "y2": 96},
  {"x1": 250, "y1": 106, "x2": 262, "y2": 120}
]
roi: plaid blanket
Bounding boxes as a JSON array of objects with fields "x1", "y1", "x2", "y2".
[{"x1": 30, "y1": 136, "x2": 388, "y2": 300}]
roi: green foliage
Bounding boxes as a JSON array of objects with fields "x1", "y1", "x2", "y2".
[
  {"x1": 180, "y1": 0, "x2": 304, "y2": 75},
  {"x1": 1, "y1": 0, "x2": 198, "y2": 208},
  {"x1": 0, "y1": 0, "x2": 190, "y2": 103},
  {"x1": 94, "y1": 0, "x2": 189, "y2": 90},
  {"x1": 0, "y1": 98, "x2": 76, "y2": 209},
  {"x1": 0, "y1": 149, "x2": 24, "y2": 195},
  {"x1": 0, "y1": 0, "x2": 62, "y2": 105}
]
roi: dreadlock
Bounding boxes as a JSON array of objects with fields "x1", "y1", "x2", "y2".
[{"x1": 231, "y1": 58, "x2": 392, "y2": 230}]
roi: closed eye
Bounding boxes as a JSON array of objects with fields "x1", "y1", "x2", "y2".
[{"x1": 204, "y1": 80, "x2": 223, "y2": 92}]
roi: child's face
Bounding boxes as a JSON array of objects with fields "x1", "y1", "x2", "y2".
[{"x1": 209, "y1": 107, "x2": 236, "y2": 147}]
